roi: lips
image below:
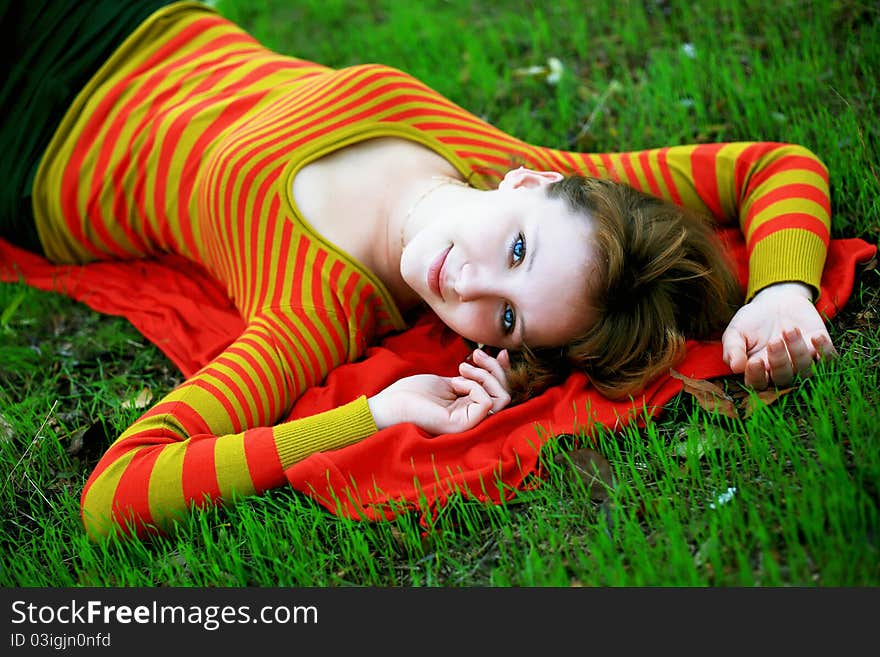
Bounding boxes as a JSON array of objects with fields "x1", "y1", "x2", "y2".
[{"x1": 427, "y1": 245, "x2": 452, "y2": 299}]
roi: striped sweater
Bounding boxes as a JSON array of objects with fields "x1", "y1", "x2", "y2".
[{"x1": 31, "y1": 3, "x2": 830, "y2": 539}]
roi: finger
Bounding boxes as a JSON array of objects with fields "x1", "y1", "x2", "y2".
[
  {"x1": 721, "y1": 328, "x2": 748, "y2": 373},
  {"x1": 766, "y1": 338, "x2": 794, "y2": 387},
  {"x1": 811, "y1": 333, "x2": 838, "y2": 361},
  {"x1": 744, "y1": 354, "x2": 769, "y2": 390},
  {"x1": 496, "y1": 349, "x2": 511, "y2": 372},
  {"x1": 449, "y1": 376, "x2": 493, "y2": 424},
  {"x1": 458, "y1": 362, "x2": 494, "y2": 391},
  {"x1": 458, "y1": 362, "x2": 511, "y2": 410},
  {"x1": 469, "y1": 349, "x2": 502, "y2": 378},
  {"x1": 449, "y1": 376, "x2": 491, "y2": 405},
  {"x1": 472, "y1": 348, "x2": 511, "y2": 385},
  {"x1": 782, "y1": 327, "x2": 815, "y2": 379}
]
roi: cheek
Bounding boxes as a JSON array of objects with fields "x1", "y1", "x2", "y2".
[
  {"x1": 532, "y1": 278, "x2": 593, "y2": 343},
  {"x1": 401, "y1": 227, "x2": 444, "y2": 282},
  {"x1": 435, "y1": 301, "x2": 495, "y2": 343},
  {"x1": 400, "y1": 239, "x2": 432, "y2": 291},
  {"x1": 399, "y1": 248, "x2": 419, "y2": 286}
]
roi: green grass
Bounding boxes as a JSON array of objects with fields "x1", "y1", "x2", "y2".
[{"x1": 1, "y1": 0, "x2": 878, "y2": 587}]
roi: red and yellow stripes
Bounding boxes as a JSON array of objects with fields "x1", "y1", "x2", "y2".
[
  {"x1": 33, "y1": 3, "x2": 830, "y2": 539},
  {"x1": 530, "y1": 142, "x2": 830, "y2": 300}
]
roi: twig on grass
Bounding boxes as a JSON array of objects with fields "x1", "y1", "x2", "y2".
[
  {"x1": 22, "y1": 471, "x2": 52, "y2": 507},
  {"x1": 572, "y1": 79, "x2": 623, "y2": 145},
  {"x1": 1, "y1": 399, "x2": 59, "y2": 495},
  {"x1": 829, "y1": 84, "x2": 880, "y2": 190}
]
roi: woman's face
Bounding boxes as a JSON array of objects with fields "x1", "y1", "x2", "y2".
[{"x1": 400, "y1": 168, "x2": 599, "y2": 351}]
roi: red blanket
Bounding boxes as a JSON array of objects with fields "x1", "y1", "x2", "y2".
[{"x1": 2, "y1": 231, "x2": 876, "y2": 521}]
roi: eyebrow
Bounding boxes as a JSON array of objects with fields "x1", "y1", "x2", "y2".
[
  {"x1": 526, "y1": 227, "x2": 538, "y2": 274},
  {"x1": 518, "y1": 312, "x2": 527, "y2": 347},
  {"x1": 518, "y1": 227, "x2": 538, "y2": 344}
]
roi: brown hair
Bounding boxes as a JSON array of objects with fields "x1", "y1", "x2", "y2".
[{"x1": 505, "y1": 175, "x2": 742, "y2": 402}]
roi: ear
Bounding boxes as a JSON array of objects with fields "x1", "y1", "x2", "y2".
[{"x1": 498, "y1": 166, "x2": 564, "y2": 191}]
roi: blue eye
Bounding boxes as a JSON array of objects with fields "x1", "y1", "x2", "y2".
[
  {"x1": 501, "y1": 304, "x2": 516, "y2": 334},
  {"x1": 511, "y1": 233, "x2": 526, "y2": 264}
]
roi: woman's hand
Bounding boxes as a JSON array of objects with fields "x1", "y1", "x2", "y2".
[
  {"x1": 721, "y1": 282, "x2": 838, "y2": 390},
  {"x1": 368, "y1": 371, "x2": 509, "y2": 436},
  {"x1": 458, "y1": 348, "x2": 511, "y2": 412},
  {"x1": 367, "y1": 348, "x2": 511, "y2": 434}
]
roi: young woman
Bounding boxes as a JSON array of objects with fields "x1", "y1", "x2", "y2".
[{"x1": 1, "y1": 1, "x2": 836, "y2": 539}]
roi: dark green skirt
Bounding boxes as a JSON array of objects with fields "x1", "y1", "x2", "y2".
[{"x1": 0, "y1": 0, "x2": 175, "y2": 254}]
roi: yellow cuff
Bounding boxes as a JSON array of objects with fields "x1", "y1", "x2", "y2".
[
  {"x1": 747, "y1": 230, "x2": 827, "y2": 302},
  {"x1": 274, "y1": 396, "x2": 377, "y2": 469}
]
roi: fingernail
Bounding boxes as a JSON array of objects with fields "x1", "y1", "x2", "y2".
[{"x1": 784, "y1": 328, "x2": 799, "y2": 341}]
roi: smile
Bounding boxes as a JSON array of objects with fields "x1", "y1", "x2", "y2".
[{"x1": 427, "y1": 245, "x2": 452, "y2": 299}]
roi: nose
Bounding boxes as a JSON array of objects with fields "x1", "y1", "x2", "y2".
[{"x1": 454, "y1": 262, "x2": 497, "y2": 301}]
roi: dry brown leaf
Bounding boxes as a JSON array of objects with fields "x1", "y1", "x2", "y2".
[
  {"x1": 670, "y1": 369, "x2": 739, "y2": 419},
  {"x1": 121, "y1": 387, "x2": 153, "y2": 410},
  {"x1": 555, "y1": 448, "x2": 614, "y2": 501},
  {"x1": 0, "y1": 413, "x2": 14, "y2": 443},
  {"x1": 66, "y1": 423, "x2": 112, "y2": 461},
  {"x1": 389, "y1": 525, "x2": 431, "y2": 553},
  {"x1": 743, "y1": 387, "x2": 793, "y2": 417},
  {"x1": 858, "y1": 251, "x2": 877, "y2": 273},
  {"x1": 65, "y1": 426, "x2": 87, "y2": 456},
  {"x1": 389, "y1": 525, "x2": 406, "y2": 550},
  {"x1": 729, "y1": 387, "x2": 751, "y2": 402}
]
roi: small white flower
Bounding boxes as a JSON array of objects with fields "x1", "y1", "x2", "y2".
[
  {"x1": 681, "y1": 43, "x2": 697, "y2": 59},
  {"x1": 512, "y1": 57, "x2": 564, "y2": 85},
  {"x1": 709, "y1": 486, "x2": 737, "y2": 509},
  {"x1": 546, "y1": 57, "x2": 564, "y2": 84}
]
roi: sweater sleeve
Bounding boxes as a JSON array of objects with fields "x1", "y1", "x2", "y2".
[
  {"x1": 80, "y1": 308, "x2": 376, "y2": 540},
  {"x1": 572, "y1": 142, "x2": 831, "y2": 301}
]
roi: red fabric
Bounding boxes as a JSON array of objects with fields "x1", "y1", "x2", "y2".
[{"x1": 2, "y1": 230, "x2": 876, "y2": 521}]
